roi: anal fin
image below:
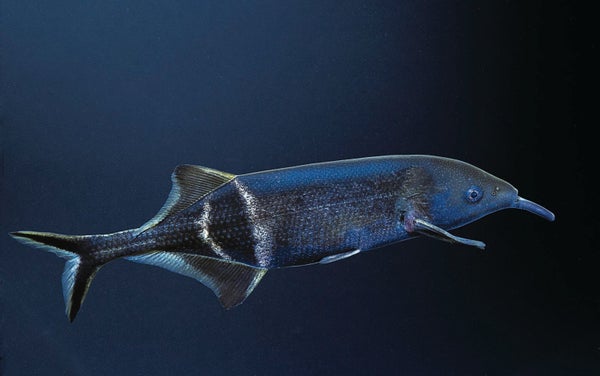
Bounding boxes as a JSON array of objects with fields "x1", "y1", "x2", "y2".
[{"x1": 125, "y1": 252, "x2": 266, "y2": 308}]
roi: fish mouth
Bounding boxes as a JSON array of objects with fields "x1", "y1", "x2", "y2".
[{"x1": 513, "y1": 197, "x2": 555, "y2": 221}]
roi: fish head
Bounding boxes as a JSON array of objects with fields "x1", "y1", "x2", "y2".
[{"x1": 425, "y1": 156, "x2": 555, "y2": 229}]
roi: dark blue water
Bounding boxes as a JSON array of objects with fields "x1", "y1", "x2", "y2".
[{"x1": 1, "y1": 1, "x2": 596, "y2": 375}]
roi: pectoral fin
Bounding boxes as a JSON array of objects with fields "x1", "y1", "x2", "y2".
[{"x1": 413, "y1": 219, "x2": 486, "y2": 250}]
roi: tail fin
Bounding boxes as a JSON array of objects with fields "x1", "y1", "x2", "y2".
[{"x1": 9, "y1": 231, "x2": 101, "y2": 322}]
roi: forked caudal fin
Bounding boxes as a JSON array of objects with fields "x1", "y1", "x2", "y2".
[
  {"x1": 10, "y1": 230, "x2": 268, "y2": 321},
  {"x1": 9, "y1": 231, "x2": 100, "y2": 322},
  {"x1": 9, "y1": 164, "x2": 268, "y2": 321}
]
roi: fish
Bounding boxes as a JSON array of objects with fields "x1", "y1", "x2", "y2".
[{"x1": 9, "y1": 155, "x2": 555, "y2": 321}]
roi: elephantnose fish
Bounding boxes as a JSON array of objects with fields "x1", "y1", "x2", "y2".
[{"x1": 10, "y1": 155, "x2": 555, "y2": 321}]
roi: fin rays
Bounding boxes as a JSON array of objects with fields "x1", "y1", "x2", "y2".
[
  {"x1": 134, "y1": 165, "x2": 235, "y2": 236},
  {"x1": 62, "y1": 259, "x2": 101, "y2": 322},
  {"x1": 126, "y1": 252, "x2": 266, "y2": 309},
  {"x1": 10, "y1": 231, "x2": 99, "y2": 321}
]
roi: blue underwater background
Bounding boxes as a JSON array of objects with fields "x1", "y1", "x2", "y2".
[{"x1": 1, "y1": 1, "x2": 597, "y2": 375}]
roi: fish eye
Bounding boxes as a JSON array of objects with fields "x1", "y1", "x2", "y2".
[{"x1": 466, "y1": 186, "x2": 483, "y2": 203}]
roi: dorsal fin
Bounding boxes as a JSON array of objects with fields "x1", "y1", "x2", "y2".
[
  {"x1": 134, "y1": 165, "x2": 235, "y2": 236},
  {"x1": 125, "y1": 252, "x2": 267, "y2": 308}
]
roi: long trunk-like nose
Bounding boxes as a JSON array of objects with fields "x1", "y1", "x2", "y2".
[{"x1": 513, "y1": 197, "x2": 555, "y2": 221}]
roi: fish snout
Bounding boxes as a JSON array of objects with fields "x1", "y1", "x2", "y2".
[{"x1": 513, "y1": 196, "x2": 555, "y2": 221}]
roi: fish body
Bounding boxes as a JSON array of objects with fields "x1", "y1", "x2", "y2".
[
  {"x1": 138, "y1": 156, "x2": 437, "y2": 268},
  {"x1": 10, "y1": 155, "x2": 555, "y2": 321}
]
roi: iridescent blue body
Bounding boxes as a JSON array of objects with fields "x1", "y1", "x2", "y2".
[
  {"x1": 10, "y1": 155, "x2": 555, "y2": 321},
  {"x1": 139, "y1": 157, "x2": 432, "y2": 268}
]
